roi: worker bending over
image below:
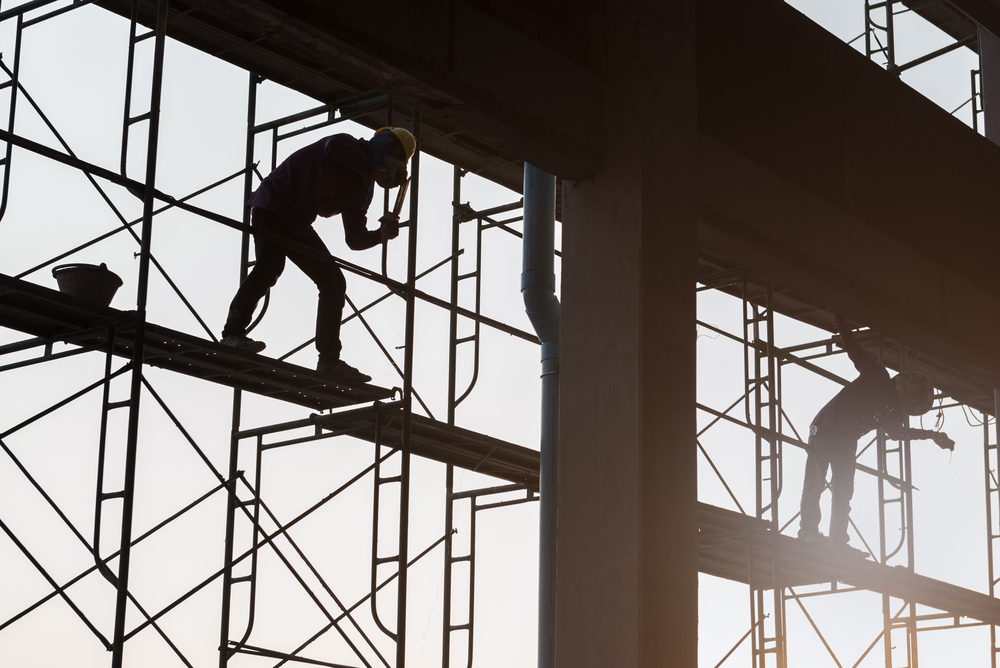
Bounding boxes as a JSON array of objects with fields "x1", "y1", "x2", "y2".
[
  {"x1": 798, "y1": 314, "x2": 954, "y2": 558},
  {"x1": 220, "y1": 127, "x2": 415, "y2": 383}
]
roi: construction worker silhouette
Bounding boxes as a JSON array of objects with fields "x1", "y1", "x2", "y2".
[
  {"x1": 220, "y1": 127, "x2": 415, "y2": 383},
  {"x1": 798, "y1": 314, "x2": 954, "y2": 557}
]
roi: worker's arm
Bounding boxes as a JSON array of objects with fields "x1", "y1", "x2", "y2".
[
  {"x1": 836, "y1": 314, "x2": 883, "y2": 377},
  {"x1": 883, "y1": 422, "x2": 955, "y2": 450},
  {"x1": 341, "y1": 206, "x2": 382, "y2": 251}
]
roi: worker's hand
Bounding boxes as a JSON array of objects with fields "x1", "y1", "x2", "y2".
[
  {"x1": 931, "y1": 432, "x2": 955, "y2": 451},
  {"x1": 379, "y1": 213, "x2": 400, "y2": 241}
]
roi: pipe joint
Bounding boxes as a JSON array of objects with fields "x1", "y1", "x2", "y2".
[
  {"x1": 520, "y1": 269, "x2": 557, "y2": 295},
  {"x1": 541, "y1": 342, "x2": 560, "y2": 367}
]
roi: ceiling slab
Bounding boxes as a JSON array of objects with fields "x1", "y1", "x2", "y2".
[
  {"x1": 97, "y1": 0, "x2": 603, "y2": 192},
  {"x1": 942, "y1": 0, "x2": 1000, "y2": 37}
]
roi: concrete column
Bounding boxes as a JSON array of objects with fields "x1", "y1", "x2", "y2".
[
  {"x1": 980, "y1": 27, "x2": 1000, "y2": 146},
  {"x1": 556, "y1": 2, "x2": 699, "y2": 667}
]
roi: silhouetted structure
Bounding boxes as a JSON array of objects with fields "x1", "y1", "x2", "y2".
[{"x1": 2, "y1": 1, "x2": 1000, "y2": 667}]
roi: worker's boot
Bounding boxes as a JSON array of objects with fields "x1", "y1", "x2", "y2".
[
  {"x1": 317, "y1": 358, "x2": 372, "y2": 384},
  {"x1": 832, "y1": 542, "x2": 868, "y2": 559},
  {"x1": 799, "y1": 531, "x2": 829, "y2": 546},
  {"x1": 221, "y1": 333, "x2": 266, "y2": 353}
]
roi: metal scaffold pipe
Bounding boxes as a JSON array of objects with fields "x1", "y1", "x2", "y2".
[
  {"x1": 522, "y1": 164, "x2": 559, "y2": 668},
  {"x1": 113, "y1": 1, "x2": 170, "y2": 666}
]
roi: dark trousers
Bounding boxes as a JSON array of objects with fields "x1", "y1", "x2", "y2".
[
  {"x1": 798, "y1": 431, "x2": 858, "y2": 546},
  {"x1": 222, "y1": 207, "x2": 346, "y2": 362}
]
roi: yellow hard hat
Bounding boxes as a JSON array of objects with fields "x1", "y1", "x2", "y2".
[{"x1": 375, "y1": 127, "x2": 416, "y2": 161}]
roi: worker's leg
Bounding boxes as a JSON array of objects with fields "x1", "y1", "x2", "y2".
[
  {"x1": 798, "y1": 434, "x2": 830, "y2": 539},
  {"x1": 828, "y1": 442, "x2": 859, "y2": 547},
  {"x1": 283, "y1": 227, "x2": 347, "y2": 363},
  {"x1": 222, "y1": 208, "x2": 287, "y2": 338}
]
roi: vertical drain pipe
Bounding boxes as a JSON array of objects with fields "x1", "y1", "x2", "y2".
[{"x1": 522, "y1": 164, "x2": 560, "y2": 668}]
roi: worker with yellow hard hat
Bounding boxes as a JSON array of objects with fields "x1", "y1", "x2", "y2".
[{"x1": 220, "y1": 126, "x2": 416, "y2": 383}]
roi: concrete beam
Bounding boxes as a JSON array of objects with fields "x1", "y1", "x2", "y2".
[
  {"x1": 256, "y1": 0, "x2": 603, "y2": 177},
  {"x1": 948, "y1": 0, "x2": 1000, "y2": 38},
  {"x1": 98, "y1": 0, "x2": 603, "y2": 188},
  {"x1": 699, "y1": 0, "x2": 1000, "y2": 301},
  {"x1": 698, "y1": 131, "x2": 1000, "y2": 389}
]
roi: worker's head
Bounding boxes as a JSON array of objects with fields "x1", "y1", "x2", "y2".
[
  {"x1": 374, "y1": 127, "x2": 416, "y2": 162},
  {"x1": 895, "y1": 371, "x2": 934, "y2": 416}
]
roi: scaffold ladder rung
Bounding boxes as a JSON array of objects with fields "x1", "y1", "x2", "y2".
[{"x1": 93, "y1": 325, "x2": 129, "y2": 585}]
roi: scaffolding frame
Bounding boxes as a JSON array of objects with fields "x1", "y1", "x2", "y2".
[
  {"x1": 0, "y1": 1, "x2": 541, "y2": 667},
  {"x1": 1, "y1": 1, "x2": 999, "y2": 668},
  {"x1": 863, "y1": 0, "x2": 986, "y2": 130},
  {"x1": 697, "y1": 267, "x2": 999, "y2": 668}
]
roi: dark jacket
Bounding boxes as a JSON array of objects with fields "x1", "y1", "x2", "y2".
[{"x1": 248, "y1": 133, "x2": 382, "y2": 250}]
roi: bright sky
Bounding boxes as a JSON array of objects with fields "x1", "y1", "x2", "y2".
[{"x1": 0, "y1": 2, "x2": 992, "y2": 667}]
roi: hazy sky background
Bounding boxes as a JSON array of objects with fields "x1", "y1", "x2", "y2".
[{"x1": 0, "y1": 1, "x2": 992, "y2": 667}]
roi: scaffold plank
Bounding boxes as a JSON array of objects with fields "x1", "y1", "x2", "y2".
[
  {"x1": 699, "y1": 503, "x2": 1000, "y2": 626},
  {"x1": 0, "y1": 273, "x2": 392, "y2": 409},
  {"x1": 311, "y1": 408, "x2": 541, "y2": 490}
]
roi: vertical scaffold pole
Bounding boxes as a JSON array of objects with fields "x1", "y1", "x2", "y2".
[
  {"x1": 972, "y1": 66, "x2": 982, "y2": 135},
  {"x1": 878, "y1": 373, "x2": 892, "y2": 665},
  {"x1": 442, "y1": 164, "x2": 462, "y2": 668},
  {"x1": 866, "y1": 0, "x2": 897, "y2": 74},
  {"x1": 0, "y1": 12, "x2": 23, "y2": 224},
  {"x1": 218, "y1": 70, "x2": 259, "y2": 668},
  {"x1": 901, "y1": 347, "x2": 918, "y2": 668},
  {"x1": 111, "y1": 1, "x2": 168, "y2": 666},
  {"x1": 987, "y1": 390, "x2": 1000, "y2": 667},
  {"x1": 745, "y1": 276, "x2": 784, "y2": 668},
  {"x1": 381, "y1": 99, "x2": 393, "y2": 277},
  {"x1": 396, "y1": 109, "x2": 420, "y2": 668},
  {"x1": 877, "y1": 339, "x2": 894, "y2": 667},
  {"x1": 761, "y1": 281, "x2": 784, "y2": 668}
]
